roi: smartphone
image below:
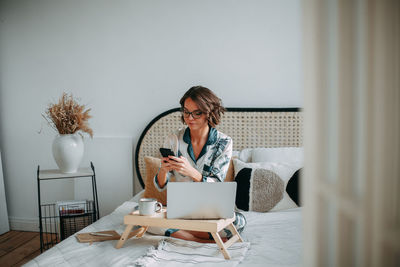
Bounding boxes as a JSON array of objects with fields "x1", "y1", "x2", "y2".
[{"x1": 159, "y1": 148, "x2": 175, "y2": 158}]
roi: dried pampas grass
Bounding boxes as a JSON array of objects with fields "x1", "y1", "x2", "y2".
[{"x1": 43, "y1": 93, "x2": 93, "y2": 138}]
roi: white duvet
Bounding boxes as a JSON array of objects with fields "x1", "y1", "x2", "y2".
[{"x1": 24, "y1": 200, "x2": 302, "y2": 267}]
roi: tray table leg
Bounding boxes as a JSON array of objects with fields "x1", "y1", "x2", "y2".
[
  {"x1": 226, "y1": 222, "x2": 243, "y2": 242},
  {"x1": 127, "y1": 226, "x2": 147, "y2": 239},
  {"x1": 116, "y1": 225, "x2": 149, "y2": 249},
  {"x1": 136, "y1": 226, "x2": 148, "y2": 238},
  {"x1": 116, "y1": 224, "x2": 133, "y2": 249},
  {"x1": 210, "y1": 232, "x2": 231, "y2": 260},
  {"x1": 210, "y1": 223, "x2": 243, "y2": 259}
]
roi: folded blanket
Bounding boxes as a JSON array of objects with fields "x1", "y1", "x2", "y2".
[{"x1": 131, "y1": 238, "x2": 250, "y2": 267}]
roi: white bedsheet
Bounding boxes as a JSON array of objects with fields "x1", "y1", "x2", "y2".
[
  {"x1": 132, "y1": 239, "x2": 250, "y2": 267},
  {"x1": 24, "y1": 200, "x2": 302, "y2": 267}
]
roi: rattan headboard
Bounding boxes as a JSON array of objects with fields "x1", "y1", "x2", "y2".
[{"x1": 135, "y1": 108, "x2": 303, "y2": 189}]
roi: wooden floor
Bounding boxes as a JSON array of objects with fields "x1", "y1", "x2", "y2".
[{"x1": 0, "y1": 231, "x2": 43, "y2": 267}]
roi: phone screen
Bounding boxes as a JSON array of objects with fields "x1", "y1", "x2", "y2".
[{"x1": 159, "y1": 148, "x2": 175, "y2": 158}]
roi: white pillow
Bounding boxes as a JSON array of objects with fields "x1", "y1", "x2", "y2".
[
  {"x1": 233, "y1": 159, "x2": 300, "y2": 212},
  {"x1": 238, "y1": 148, "x2": 253, "y2": 162},
  {"x1": 251, "y1": 147, "x2": 304, "y2": 167}
]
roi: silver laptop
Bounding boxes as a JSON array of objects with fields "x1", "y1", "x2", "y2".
[{"x1": 167, "y1": 182, "x2": 237, "y2": 219}]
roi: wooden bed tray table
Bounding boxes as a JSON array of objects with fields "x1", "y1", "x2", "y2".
[{"x1": 115, "y1": 208, "x2": 243, "y2": 260}]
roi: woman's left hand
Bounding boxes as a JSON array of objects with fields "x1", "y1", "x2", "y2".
[{"x1": 168, "y1": 156, "x2": 202, "y2": 182}]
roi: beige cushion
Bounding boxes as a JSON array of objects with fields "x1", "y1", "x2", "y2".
[
  {"x1": 225, "y1": 159, "x2": 235, "y2": 182},
  {"x1": 143, "y1": 156, "x2": 167, "y2": 205}
]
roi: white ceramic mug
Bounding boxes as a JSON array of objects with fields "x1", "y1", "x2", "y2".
[{"x1": 139, "y1": 198, "x2": 162, "y2": 216}]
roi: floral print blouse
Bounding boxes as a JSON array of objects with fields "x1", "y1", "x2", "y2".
[{"x1": 154, "y1": 127, "x2": 233, "y2": 191}]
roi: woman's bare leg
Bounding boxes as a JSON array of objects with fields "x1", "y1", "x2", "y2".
[
  {"x1": 170, "y1": 230, "x2": 214, "y2": 243},
  {"x1": 187, "y1": 230, "x2": 210, "y2": 239},
  {"x1": 171, "y1": 230, "x2": 228, "y2": 243}
]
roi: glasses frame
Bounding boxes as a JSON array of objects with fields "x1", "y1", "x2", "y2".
[{"x1": 181, "y1": 108, "x2": 204, "y2": 119}]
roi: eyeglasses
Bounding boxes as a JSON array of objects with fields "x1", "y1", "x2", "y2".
[{"x1": 181, "y1": 108, "x2": 204, "y2": 119}]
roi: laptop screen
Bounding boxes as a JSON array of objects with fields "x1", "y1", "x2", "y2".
[{"x1": 166, "y1": 182, "x2": 237, "y2": 219}]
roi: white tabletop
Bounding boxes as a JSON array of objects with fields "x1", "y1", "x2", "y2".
[
  {"x1": 38, "y1": 167, "x2": 94, "y2": 180},
  {"x1": 124, "y1": 209, "x2": 235, "y2": 232}
]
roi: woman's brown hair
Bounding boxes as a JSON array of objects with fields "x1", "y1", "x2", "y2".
[{"x1": 179, "y1": 86, "x2": 226, "y2": 127}]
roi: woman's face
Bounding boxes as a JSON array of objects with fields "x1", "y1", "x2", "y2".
[{"x1": 183, "y1": 98, "x2": 208, "y2": 131}]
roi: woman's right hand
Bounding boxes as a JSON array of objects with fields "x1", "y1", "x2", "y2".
[
  {"x1": 157, "y1": 157, "x2": 174, "y2": 188},
  {"x1": 160, "y1": 157, "x2": 174, "y2": 172}
]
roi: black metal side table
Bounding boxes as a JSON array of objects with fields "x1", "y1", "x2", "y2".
[{"x1": 36, "y1": 162, "x2": 99, "y2": 252}]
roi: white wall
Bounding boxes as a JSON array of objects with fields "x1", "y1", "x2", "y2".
[
  {"x1": 0, "y1": 0, "x2": 303, "y2": 231},
  {"x1": 0, "y1": 152, "x2": 10, "y2": 234}
]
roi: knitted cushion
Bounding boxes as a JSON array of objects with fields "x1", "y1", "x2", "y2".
[{"x1": 233, "y1": 159, "x2": 300, "y2": 212}]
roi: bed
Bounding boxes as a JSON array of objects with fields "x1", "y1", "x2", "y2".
[{"x1": 25, "y1": 107, "x2": 303, "y2": 267}]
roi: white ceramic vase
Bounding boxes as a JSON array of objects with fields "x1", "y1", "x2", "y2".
[{"x1": 52, "y1": 134, "x2": 84, "y2": 173}]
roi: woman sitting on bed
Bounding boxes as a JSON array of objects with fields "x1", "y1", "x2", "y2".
[{"x1": 153, "y1": 85, "x2": 246, "y2": 243}]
